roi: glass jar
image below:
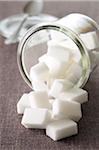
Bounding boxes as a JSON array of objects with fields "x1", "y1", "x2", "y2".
[{"x1": 17, "y1": 13, "x2": 99, "y2": 89}]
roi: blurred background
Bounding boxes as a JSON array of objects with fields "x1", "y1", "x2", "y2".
[{"x1": 0, "y1": 0, "x2": 99, "y2": 22}]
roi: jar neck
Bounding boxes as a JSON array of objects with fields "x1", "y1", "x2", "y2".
[{"x1": 56, "y1": 13, "x2": 99, "y2": 34}]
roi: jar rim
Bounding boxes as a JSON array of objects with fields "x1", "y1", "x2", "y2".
[{"x1": 17, "y1": 22, "x2": 91, "y2": 89}]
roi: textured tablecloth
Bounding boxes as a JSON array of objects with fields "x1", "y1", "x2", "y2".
[{"x1": 0, "y1": 1, "x2": 99, "y2": 150}]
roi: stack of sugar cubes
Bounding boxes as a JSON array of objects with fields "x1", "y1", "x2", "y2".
[{"x1": 17, "y1": 40, "x2": 88, "y2": 141}]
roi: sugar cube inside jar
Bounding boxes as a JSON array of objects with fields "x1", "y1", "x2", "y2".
[{"x1": 18, "y1": 24, "x2": 90, "y2": 89}]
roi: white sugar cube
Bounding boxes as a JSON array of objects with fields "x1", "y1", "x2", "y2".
[
  {"x1": 39, "y1": 54, "x2": 68, "y2": 78},
  {"x1": 17, "y1": 93, "x2": 30, "y2": 114},
  {"x1": 49, "y1": 99, "x2": 55, "y2": 109},
  {"x1": 60, "y1": 40, "x2": 79, "y2": 53},
  {"x1": 50, "y1": 30, "x2": 66, "y2": 41},
  {"x1": 52, "y1": 99, "x2": 82, "y2": 122},
  {"x1": 49, "y1": 99, "x2": 55, "y2": 105},
  {"x1": 49, "y1": 79, "x2": 74, "y2": 98},
  {"x1": 47, "y1": 77, "x2": 55, "y2": 89},
  {"x1": 80, "y1": 31, "x2": 99, "y2": 50},
  {"x1": 47, "y1": 40, "x2": 70, "y2": 62},
  {"x1": 65, "y1": 60, "x2": 82, "y2": 84},
  {"x1": 89, "y1": 51, "x2": 99, "y2": 70},
  {"x1": 29, "y1": 91, "x2": 51, "y2": 109},
  {"x1": 38, "y1": 54, "x2": 47, "y2": 62},
  {"x1": 59, "y1": 88, "x2": 88, "y2": 104},
  {"x1": 21, "y1": 108, "x2": 51, "y2": 129},
  {"x1": 60, "y1": 40, "x2": 81, "y2": 63},
  {"x1": 30, "y1": 62, "x2": 49, "y2": 82},
  {"x1": 46, "y1": 119, "x2": 78, "y2": 141},
  {"x1": 32, "y1": 80, "x2": 48, "y2": 92}
]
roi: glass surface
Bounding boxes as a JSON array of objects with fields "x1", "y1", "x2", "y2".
[{"x1": 17, "y1": 23, "x2": 90, "y2": 88}]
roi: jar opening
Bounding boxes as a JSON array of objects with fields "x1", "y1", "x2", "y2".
[{"x1": 17, "y1": 23, "x2": 90, "y2": 88}]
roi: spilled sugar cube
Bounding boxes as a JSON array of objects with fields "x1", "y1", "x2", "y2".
[
  {"x1": 21, "y1": 108, "x2": 51, "y2": 129},
  {"x1": 49, "y1": 79, "x2": 74, "y2": 98},
  {"x1": 17, "y1": 93, "x2": 30, "y2": 114},
  {"x1": 80, "y1": 31, "x2": 99, "y2": 50},
  {"x1": 17, "y1": 37, "x2": 89, "y2": 141},
  {"x1": 59, "y1": 88, "x2": 88, "y2": 104},
  {"x1": 29, "y1": 91, "x2": 51, "y2": 109},
  {"x1": 52, "y1": 99, "x2": 82, "y2": 122},
  {"x1": 46, "y1": 119, "x2": 78, "y2": 141},
  {"x1": 88, "y1": 51, "x2": 99, "y2": 71}
]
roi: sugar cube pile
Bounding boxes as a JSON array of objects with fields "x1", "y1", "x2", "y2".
[{"x1": 17, "y1": 40, "x2": 88, "y2": 141}]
